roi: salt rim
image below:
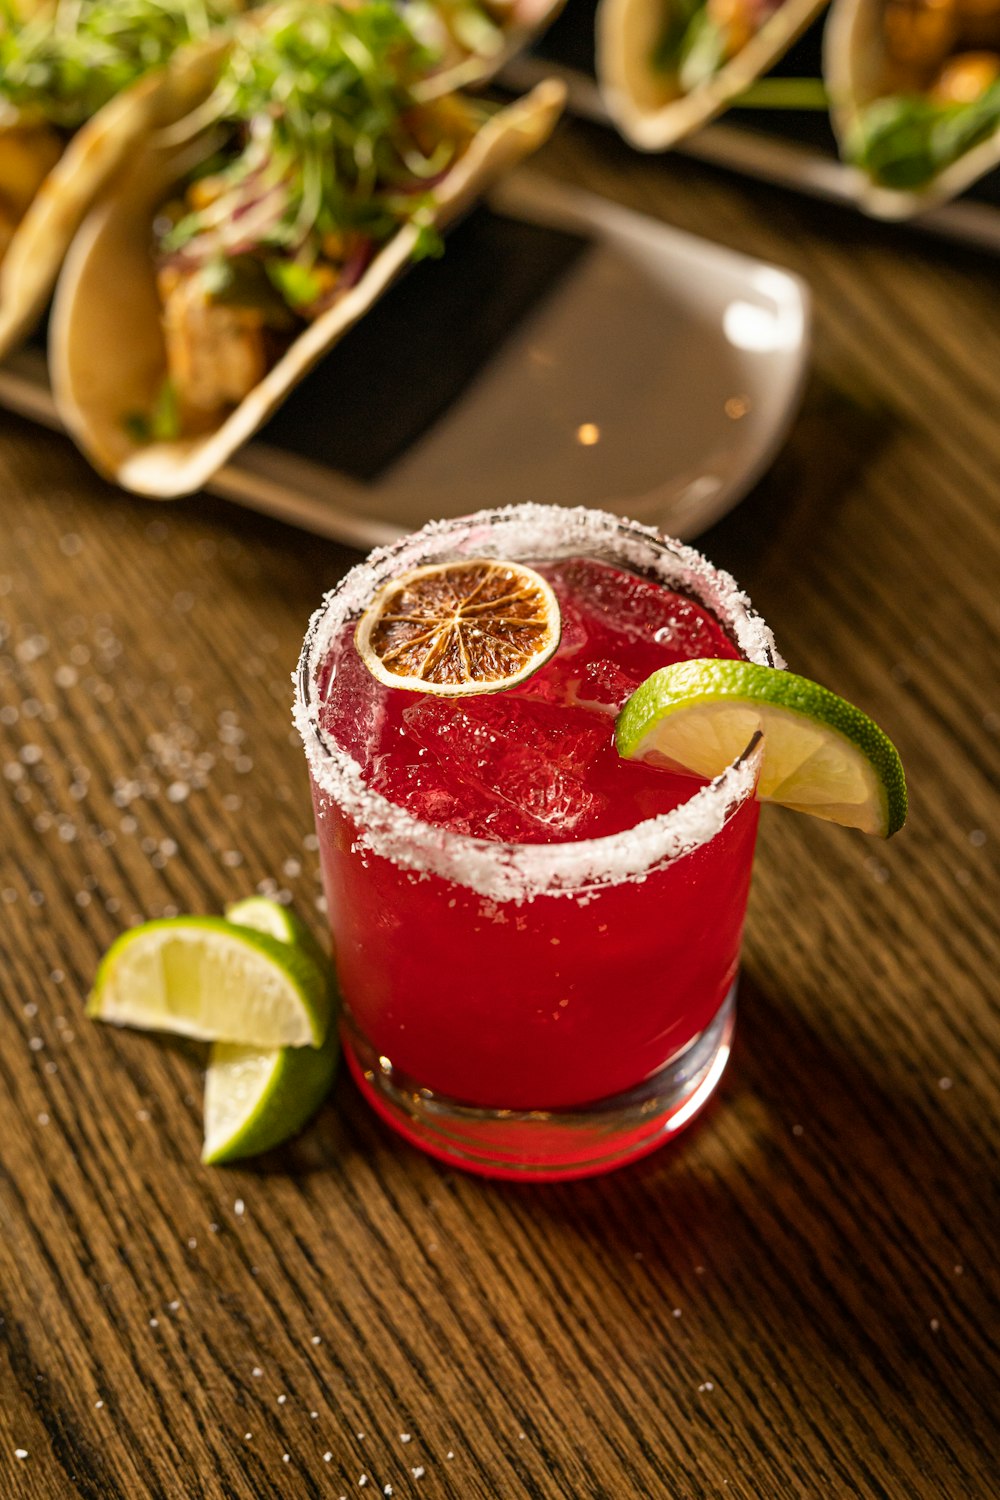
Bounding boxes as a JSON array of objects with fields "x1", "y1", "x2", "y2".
[{"x1": 293, "y1": 504, "x2": 782, "y2": 904}]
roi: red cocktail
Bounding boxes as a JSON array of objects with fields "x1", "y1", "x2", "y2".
[{"x1": 295, "y1": 506, "x2": 778, "y2": 1178}]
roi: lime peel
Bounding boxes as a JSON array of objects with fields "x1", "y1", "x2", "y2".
[{"x1": 615, "y1": 659, "x2": 907, "y2": 838}]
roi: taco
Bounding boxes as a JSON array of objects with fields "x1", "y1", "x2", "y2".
[
  {"x1": 50, "y1": 0, "x2": 565, "y2": 497},
  {"x1": 0, "y1": 0, "x2": 247, "y2": 360},
  {"x1": 825, "y1": 0, "x2": 1000, "y2": 215},
  {"x1": 596, "y1": 0, "x2": 829, "y2": 150}
]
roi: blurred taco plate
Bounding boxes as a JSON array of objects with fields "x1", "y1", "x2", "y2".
[
  {"x1": 0, "y1": 0, "x2": 246, "y2": 361},
  {"x1": 596, "y1": 0, "x2": 829, "y2": 150},
  {"x1": 825, "y1": 0, "x2": 1000, "y2": 216},
  {"x1": 50, "y1": 0, "x2": 565, "y2": 498}
]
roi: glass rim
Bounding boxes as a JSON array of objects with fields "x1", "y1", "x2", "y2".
[{"x1": 293, "y1": 504, "x2": 781, "y2": 902}]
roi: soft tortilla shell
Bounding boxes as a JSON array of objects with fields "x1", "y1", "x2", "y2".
[
  {"x1": 50, "y1": 79, "x2": 566, "y2": 497},
  {"x1": 424, "y1": 0, "x2": 568, "y2": 94},
  {"x1": 824, "y1": 0, "x2": 1000, "y2": 218},
  {"x1": 597, "y1": 0, "x2": 830, "y2": 150},
  {"x1": 0, "y1": 36, "x2": 228, "y2": 361}
]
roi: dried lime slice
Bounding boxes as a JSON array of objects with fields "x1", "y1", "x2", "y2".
[
  {"x1": 355, "y1": 557, "x2": 561, "y2": 695},
  {"x1": 616, "y1": 659, "x2": 907, "y2": 837}
]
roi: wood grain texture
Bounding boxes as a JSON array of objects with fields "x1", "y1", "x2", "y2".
[{"x1": 1, "y1": 116, "x2": 998, "y2": 1500}]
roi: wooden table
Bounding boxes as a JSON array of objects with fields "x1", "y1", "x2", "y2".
[{"x1": 1, "y1": 116, "x2": 997, "y2": 1500}]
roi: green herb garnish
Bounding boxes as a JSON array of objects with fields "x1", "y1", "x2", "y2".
[
  {"x1": 848, "y1": 83, "x2": 1000, "y2": 191},
  {"x1": 264, "y1": 257, "x2": 324, "y2": 310},
  {"x1": 676, "y1": 8, "x2": 726, "y2": 94},
  {"x1": 160, "y1": 2, "x2": 478, "y2": 278},
  {"x1": 123, "y1": 377, "x2": 180, "y2": 443},
  {"x1": 150, "y1": 378, "x2": 181, "y2": 440},
  {"x1": 0, "y1": 0, "x2": 239, "y2": 131},
  {"x1": 651, "y1": 0, "x2": 707, "y2": 79}
]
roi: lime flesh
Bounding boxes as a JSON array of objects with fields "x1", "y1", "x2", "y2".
[
  {"x1": 615, "y1": 659, "x2": 907, "y2": 838},
  {"x1": 88, "y1": 916, "x2": 332, "y2": 1046}
]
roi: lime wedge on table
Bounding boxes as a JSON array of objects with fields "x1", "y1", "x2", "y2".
[
  {"x1": 205, "y1": 899, "x2": 339, "y2": 1165},
  {"x1": 225, "y1": 895, "x2": 329, "y2": 970},
  {"x1": 615, "y1": 660, "x2": 907, "y2": 838},
  {"x1": 202, "y1": 1033, "x2": 339, "y2": 1165},
  {"x1": 88, "y1": 916, "x2": 332, "y2": 1046}
]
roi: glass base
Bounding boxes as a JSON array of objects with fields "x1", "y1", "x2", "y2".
[{"x1": 342, "y1": 983, "x2": 737, "y2": 1181}]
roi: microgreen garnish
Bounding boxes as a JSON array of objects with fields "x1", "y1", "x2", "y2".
[
  {"x1": 0, "y1": 0, "x2": 238, "y2": 129},
  {"x1": 157, "y1": 1, "x2": 479, "y2": 296}
]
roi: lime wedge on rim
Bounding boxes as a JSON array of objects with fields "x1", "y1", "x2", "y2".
[
  {"x1": 204, "y1": 898, "x2": 339, "y2": 1165},
  {"x1": 87, "y1": 916, "x2": 332, "y2": 1046},
  {"x1": 615, "y1": 660, "x2": 907, "y2": 837}
]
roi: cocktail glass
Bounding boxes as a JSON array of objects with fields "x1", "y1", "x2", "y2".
[{"x1": 295, "y1": 505, "x2": 779, "y2": 1180}]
